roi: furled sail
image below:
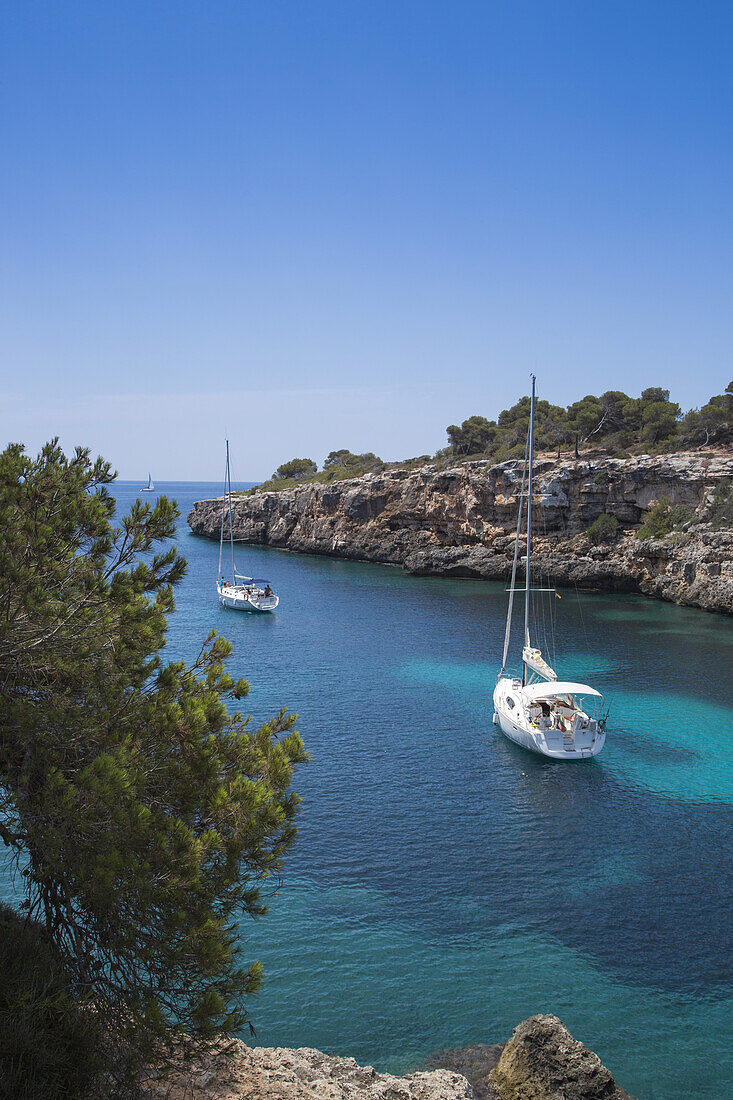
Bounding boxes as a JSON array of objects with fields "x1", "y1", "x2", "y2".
[{"x1": 522, "y1": 646, "x2": 557, "y2": 681}]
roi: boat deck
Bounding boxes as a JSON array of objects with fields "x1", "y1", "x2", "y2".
[{"x1": 493, "y1": 677, "x2": 605, "y2": 759}]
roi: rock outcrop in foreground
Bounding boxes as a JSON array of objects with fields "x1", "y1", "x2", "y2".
[
  {"x1": 142, "y1": 1016, "x2": 632, "y2": 1099},
  {"x1": 144, "y1": 1042, "x2": 473, "y2": 1099},
  {"x1": 188, "y1": 451, "x2": 733, "y2": 614},
  {"x1": 488, "y1": 1015, "x2": 633, "y2": 1100}
]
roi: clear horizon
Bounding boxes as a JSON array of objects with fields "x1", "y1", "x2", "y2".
[{"x1": 3, "y1": 2, "x2": 732, "y2": 479}]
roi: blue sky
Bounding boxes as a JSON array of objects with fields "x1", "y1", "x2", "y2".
[{"x1": 2, "y1": 1, "x2": 731, "y2": 479}]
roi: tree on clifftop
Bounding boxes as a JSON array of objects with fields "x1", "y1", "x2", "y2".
[
  {"x1": 444, "y1": 382, "x2": 695, "y2": 461},
  {"x1": 273, "y1": 457, "x2": 318, "y2": 480},
  {"x1": 323, "y1": 449, "x2": 383, "y2": 472},
  {"x1": 0, "y1": 440, "x2": 307, "y2": 1095},
  {"x1": 680, "y1": 381, "x2": 733, "y2": 446},
  {"x1": 446, "y1": 415, "x2": 497, "y2": 455}
]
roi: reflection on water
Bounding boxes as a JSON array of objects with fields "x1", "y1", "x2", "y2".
[{"x1": 1, "y1": 482, "x2": 730, "y2": 1100}]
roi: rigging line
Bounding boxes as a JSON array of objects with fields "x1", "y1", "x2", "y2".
[
  {"x1": 501, "y1": 429, "x2": 530, "y2": 676},
  {"x1": 524, "y1": 374, "x2": 536, "y2": 656},
  {"x1": 218, "y1": 454, "x2": 227, "y2": 582},
  {"x1": 541, "y1": 534, "x2": 549, "y2": 656},
  {"x1": 540, "y1": 498, "x2": 556, "y2": 670},
  {"x1": 537, "y1": 503, "x2": 541, "y2": 655},
  {"x1": 551, "y1": 546, "x2": 558, "y2": 668},
  {"x1": 226, "y1": 441, "x2": 236, "y2": 581},
  {"x1": 548, "y1": 536, "x2": 558, "y2": 670},
  {"x1": 535, "y1": 487, "x2": 544, "y2": 657},
  {"x1": 537, "y1": 558, "x2": 541, "y2": 660},
  {"x1": 537, "y1": 503, "x2": 546, "y2": 657},
  {"x1": 532, "y1": 386, "x2": 549, "y2": 664},
  {"x1": 549, "y1": 560, "x2": 557, "y2": 668}
]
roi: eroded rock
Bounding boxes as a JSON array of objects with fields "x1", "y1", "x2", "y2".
[
  {"x1": 142, "y1": 1041, "x2": 474, "y2": 1099},
  {"x1": 488, "y1": 1015, "x2": 632, "y2": 1100},
  {"x1": 142, "y1": 1018, "x2": 634, "y2": 1100}
]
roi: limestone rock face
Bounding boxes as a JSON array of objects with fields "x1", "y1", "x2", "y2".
[
  {"x1": 142, "y1": 1040, "x2": 474, "y2": 1100},
  {"x1": 488, "y1": 1015, "x2": 633, "y2": 1100},
  {"x1": 188, "y1": 451, "x2": 733, "y2": 614},
  {"x1": 142, "y1": 1020, "x2": 634, "y2": 1100}
]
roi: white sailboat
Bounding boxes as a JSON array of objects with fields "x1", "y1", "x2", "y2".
[
  {"x1": 140, "y1": 473, "x2": 155, "y2": 492},
  {"x1": 493, "y1": 376, "x2": 607, "y2": 759},
  {"x1": 217, "y1": 441, "x2": 279, "y2": 613}
]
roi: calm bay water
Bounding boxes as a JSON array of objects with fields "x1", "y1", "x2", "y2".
[{"x1": 6, "y1": 481, "x2": 733, "y2": 1099}]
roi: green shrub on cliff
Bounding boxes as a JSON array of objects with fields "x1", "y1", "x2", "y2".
[
  {"x1": 250, "y1": 449, "x2": 386, "y2": 493},
  {"x1": 638, "y1": 499, "x2": 672, "y2": 540},
  {"x1": 637, "y1": 497, "x2": 696, "y2": 540},
  {"x1": 709, "y1": 478, "x2": 733, "y2": 529},
  {"x1": 0, "y1": 440, "x2": 307, "y2": 1094},
  {"x1": 586, "y1": 513, "x2": 619, "y2": 544}
]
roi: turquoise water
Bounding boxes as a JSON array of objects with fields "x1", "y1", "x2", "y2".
[{"x1": 5, "y1": 482, "x2": 733, "y2": 1099}]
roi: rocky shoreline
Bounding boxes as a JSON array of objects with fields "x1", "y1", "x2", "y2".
[
  {"x1": 142, "y1": 1015, "x2": 633, "y2": 1099},
  {"x1": 188, "y1": 451, "x2": 733, "y2": 614}
]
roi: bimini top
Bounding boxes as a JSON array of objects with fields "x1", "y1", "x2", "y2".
[{"x1": 522, "y1": 681, "x2": 604, "y2": 701}]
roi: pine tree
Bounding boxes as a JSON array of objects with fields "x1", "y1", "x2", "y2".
[{"x1": 0, "y1": 440, "x2": 307, "y2": 1093}]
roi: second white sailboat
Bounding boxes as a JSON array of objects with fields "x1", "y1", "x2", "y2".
[{"x1": 217, "y1": 441, "x2": 279, "y2": 613}]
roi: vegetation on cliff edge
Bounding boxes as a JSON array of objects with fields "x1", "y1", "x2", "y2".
[
  {"x1": 248, "y1": 449, "x2": 385, "y2": 494},
  {"x1": 444, "y1": 381, "x2": 731, "y2": 461},
  {"x1": 250, "y1": 382, "x2": 731, "y2": 494}
]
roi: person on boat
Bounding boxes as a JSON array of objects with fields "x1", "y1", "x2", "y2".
[{"x1": 264, "y1": 584, "x2": 272, "y2": 597}]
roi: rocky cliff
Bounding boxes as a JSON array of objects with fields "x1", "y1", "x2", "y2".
[
  {"x1": 188, "y1": 452, "x2": 733, "y2": 614},
  {"x1": 142, "y1": 1016, "x2": 632, "y2": 1100}
]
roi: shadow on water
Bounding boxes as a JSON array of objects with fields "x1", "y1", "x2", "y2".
[{"x1": 477, "y1": 736, "x2": 733, "y2": 993}]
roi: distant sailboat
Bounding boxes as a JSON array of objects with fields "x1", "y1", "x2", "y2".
[
  {"x1": 140, "y1": 473, "x2": 155, "y2": 492},
  {"x1": 217, "y1": 441, "x2": 279, "y2": 613},
  {"x1": 493, "y1": 375, "x2": 607, "y2": 759}
]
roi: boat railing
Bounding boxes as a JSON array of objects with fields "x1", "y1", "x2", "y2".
[{"x1": 256, "y1": 596, "x2": 279, "y2": 608}]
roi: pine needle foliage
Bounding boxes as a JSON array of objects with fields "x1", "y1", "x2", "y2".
[{"x1": 0, "y1": 440, "x2": 307, "y2": 1093}]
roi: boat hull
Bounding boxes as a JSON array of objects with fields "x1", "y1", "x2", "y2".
[
  {"x1": 492, "y1": 680, "x2": 605, "y2": 760},
  {"x1": 218, "y1": 589, "x2": 279, "y2": 613}
]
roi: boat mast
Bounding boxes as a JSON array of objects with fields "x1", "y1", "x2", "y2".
[
  {"x1": 523, "y1": 374, "x2": 536, "y2": 685},
  {"x1": 218, "y1": 450, "x2": 226, "y2": 582},
  {"x1": 226, "y1": 439, "x2": 236, "y2": 582},
  {"x1": 501, "y1": 429, "x2": 529, "y2": 677}
]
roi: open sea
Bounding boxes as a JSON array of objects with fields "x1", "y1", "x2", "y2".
[{"x1": 5, "y1": 481, "x2": 733, "y2": 1099}]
